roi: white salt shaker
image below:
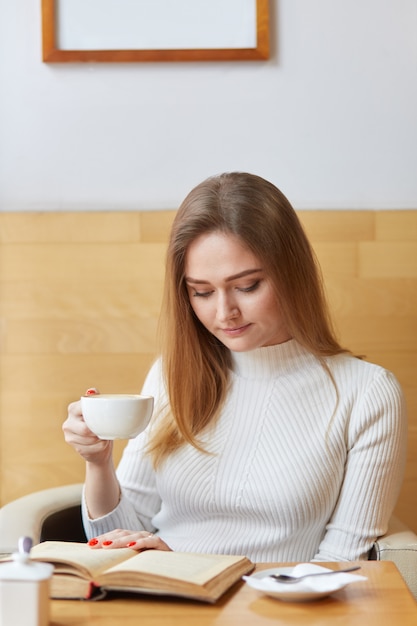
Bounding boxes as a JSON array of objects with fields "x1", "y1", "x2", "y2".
[{"x1": 0, "y1": 537, "x2": 53, "y2": 626}]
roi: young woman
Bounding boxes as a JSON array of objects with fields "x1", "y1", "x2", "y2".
[{"x1": 63, "y1": 172, "x2": 407, "y2": 562}]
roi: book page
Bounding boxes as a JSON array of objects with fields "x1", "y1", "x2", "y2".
[
  {"x1": 102, "y1": 550, "x2": 247, "y2": 585},
  {"x1": 31, "y1": 541, "x2": 135, "y2": 579}
]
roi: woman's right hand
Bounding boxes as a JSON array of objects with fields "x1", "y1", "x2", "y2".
[{"x1": 63, "y1": 389, "x2": 113, "y2": 465}]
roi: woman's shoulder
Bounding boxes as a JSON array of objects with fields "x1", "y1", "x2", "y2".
[
  {"x1": 330, "y1": 351, "x2": 391, "y2": 373},
  {"x1": 141, "y1": 357, "x2": 164, "y2": 394},
  {"x1": 328, "y1": 351, "x2": 404, "y2": 398}
]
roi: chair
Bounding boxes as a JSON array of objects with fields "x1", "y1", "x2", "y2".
[
  {"x1": 0, "y1": 484, "x2": 86, "y2": 552},
  {"x1": 1, "y1": 484, "x2": 416, "y2": 600}
]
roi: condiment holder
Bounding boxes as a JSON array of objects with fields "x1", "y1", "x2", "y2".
[{"x1": 0, "y1": 537, "x2": 53, "y2": 626}]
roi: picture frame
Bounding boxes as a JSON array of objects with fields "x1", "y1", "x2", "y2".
[{"x1": 41, "y1": 0, "x2": 269, "y2": 63}]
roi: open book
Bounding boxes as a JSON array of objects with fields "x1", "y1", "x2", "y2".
[{"x1": 30, "y1": 541, "x2": 254, "y2": 603}]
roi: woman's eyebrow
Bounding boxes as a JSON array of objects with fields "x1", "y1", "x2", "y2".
[{"x1": 185, "y1": 268, "x2": 262, "y2": 285}]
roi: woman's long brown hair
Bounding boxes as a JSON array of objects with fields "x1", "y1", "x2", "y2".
[{"x1": 147, "y1": 172, "x2": 348, "y2": 466}]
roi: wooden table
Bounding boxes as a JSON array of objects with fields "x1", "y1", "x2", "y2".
[{"x1": 50, "y1": 561, "x2": 417, "y2": 625}]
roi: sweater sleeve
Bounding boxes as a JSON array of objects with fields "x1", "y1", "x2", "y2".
[
  {"x1": 314, "y1": 368, "x2": 407, "y2": 561},
  {"x1": 81, "y1": 359, "x2": 164, "y2": 539}
]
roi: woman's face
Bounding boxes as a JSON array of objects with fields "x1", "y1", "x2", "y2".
[{"x1": 184, "y1": 231, "x2": 291, "y2": 352}]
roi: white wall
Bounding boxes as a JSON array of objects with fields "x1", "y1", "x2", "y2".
[{"x1": 0, "y1": 0, "x2": 416, "y2": 211}]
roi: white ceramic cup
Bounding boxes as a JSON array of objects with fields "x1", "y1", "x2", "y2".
[{"x1": 80, "y1": 394, "x2": 154, "y2": 440}]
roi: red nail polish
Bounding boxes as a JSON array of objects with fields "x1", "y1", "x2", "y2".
[
  {"x1": 86, "y1": 388, "x2": 98, "y2": 395},
  {"x1": 102, "y1": 540, "x2": 113, "y2": 546},
  {"x1": 126, "y1": 542, "x2": 136, "y2": 547},
  {"x1": 88, "y1": 538, "x2": 99, "y2": 546}
]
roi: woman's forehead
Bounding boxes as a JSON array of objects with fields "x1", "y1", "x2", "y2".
[{"x1": 185, "y1": 232, "x2": 262, "y2": 282}]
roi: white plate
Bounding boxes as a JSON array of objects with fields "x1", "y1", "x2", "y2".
[{"x1": 243, "y1": 564, "x2": 367, "y2": 603}]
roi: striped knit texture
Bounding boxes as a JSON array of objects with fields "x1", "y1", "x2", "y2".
[{"x1": 83, "y1": 340, "x2": 407, "y2": 562}]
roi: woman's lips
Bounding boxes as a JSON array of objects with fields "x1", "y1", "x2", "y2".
[{"x1": 221, "y1": 324, "x2": 251, "y2": 337}]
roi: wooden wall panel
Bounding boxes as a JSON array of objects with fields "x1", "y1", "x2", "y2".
[
  {"x1": 1, "y1": 243, "x2": 167, "y2": 281},
  {"x1": 1, "y1": 210, "x2": 416, "y2": 534},
  {"x1": 359, "y1": 242, "x2": 417, "y2": 278}
]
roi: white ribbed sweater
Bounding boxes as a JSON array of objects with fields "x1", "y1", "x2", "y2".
[{"x1": 83, "y1": 340, "x2": 407, "y2": 562}]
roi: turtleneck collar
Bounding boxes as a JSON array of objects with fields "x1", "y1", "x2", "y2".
[{"x1": 230, "y1": 339, "x2": 313, "y2": 380}]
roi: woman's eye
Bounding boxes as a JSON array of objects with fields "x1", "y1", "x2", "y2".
[
  {"x1": 193, "y1": 290, "x2": 213, "y2": 298},
  {"x1": 191, "y1": 279, "x2": 261, "y2": 298},
  {"x1": 238, "y1": 280, "x2": 261, "y2": 293}
]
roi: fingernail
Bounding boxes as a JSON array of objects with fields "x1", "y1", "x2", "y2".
[
  {"x1": 88, "y1": 538, "x2": 99, "y2": 546},
  {"x1": 102, "y1": 540, "x2": 113, "y2": 546},
  {"x1": 86, "y1": 388, "x2": 99, "y2": 395},
  {"x1": 126, "y1": 542, "x2": 136, "y2": 547}
]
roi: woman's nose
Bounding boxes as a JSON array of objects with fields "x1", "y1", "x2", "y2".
[{"x1": 216, "y1": 294, "x2": 240, "y2": 322}]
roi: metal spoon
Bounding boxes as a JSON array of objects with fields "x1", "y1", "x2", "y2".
[{"x1": 270, "y1": 565, "x2": 361, "y2": 584}]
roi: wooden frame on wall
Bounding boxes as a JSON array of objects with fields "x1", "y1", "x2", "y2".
[{"x1": 41, "y1": 0, "x2": 269, "y2": 63}]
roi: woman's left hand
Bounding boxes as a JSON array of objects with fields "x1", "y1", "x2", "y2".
[{"x1": 87, "y1": 529, "x2": 171, "y2": 552}]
